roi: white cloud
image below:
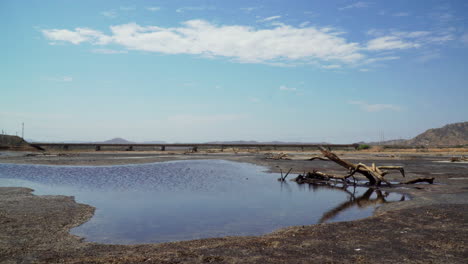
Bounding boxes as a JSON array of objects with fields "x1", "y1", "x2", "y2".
[
  {"x1": 42, "y1": 76, "x2": 73, "y2": 82},
  {"x1": 146, "y1": 7, "x2": 161, "y2": 12},
  {"x1": 42, "y1": 28, "x2": 112, "y2": 45},
  {"x1": 91, "y1": 48, "x2": 128, "y2": 54},
  {"x1": 279, "y1": 85, "x2": 297, "y2": 92},
  {"x1": 257, "y1": 16, "x2": 281, "y2": 22},
  {"x1": 348, "y1": 101, "x2": 401, "y2": 112},
  {"x1": 41, "y1": 20, "x2": 457, "y2": 68},
  {"x1": 42, "y1": 20, "x2": 364, "y2": 65},
  {"x1": 366, "y1": 36, "x2": 420, "y2": 50},
  {"x1": 339, "y1": 2, "x2": 370, "y2": 10},
  {"x1": 101, "y1": 10, "x2": 117, "y2": 18}
]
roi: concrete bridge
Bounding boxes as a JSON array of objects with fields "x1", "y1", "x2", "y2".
[{"x1": 30, "y1": 143, "x2": 359, "y2": 152}]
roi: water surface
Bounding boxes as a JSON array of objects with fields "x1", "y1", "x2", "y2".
[{"x1": 0, "y1": 160, "x2": 405, "y2": 244}]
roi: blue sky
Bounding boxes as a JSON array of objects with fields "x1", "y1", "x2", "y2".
[{"x1": 1, "y1": 0, "x2": 467, "y2": 143}]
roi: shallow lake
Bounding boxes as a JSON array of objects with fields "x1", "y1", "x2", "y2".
[{"x1": 0, "y1": 160, "x2": 406, "y2": 244}]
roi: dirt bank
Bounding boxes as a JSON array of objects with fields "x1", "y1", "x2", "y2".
[{"x1": 0, "y1": 151, "x2": 467, "y2": 263}]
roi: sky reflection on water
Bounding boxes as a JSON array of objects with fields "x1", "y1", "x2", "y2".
[{"x1": 0, "y1": 160, "x2": 405, "y2": 244}]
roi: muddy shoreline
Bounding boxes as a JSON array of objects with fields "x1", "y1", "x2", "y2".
[{"x1": 1, "y1": 151, "x2": 467, "y2": 263}]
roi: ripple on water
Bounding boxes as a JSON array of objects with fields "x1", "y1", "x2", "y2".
[{"x1": 0, "y1": 160, "x2": 407, "y2": 244}]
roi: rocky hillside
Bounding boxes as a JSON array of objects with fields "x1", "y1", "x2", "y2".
[
  {"x1": 406, "y1": 122, "x2": 468, "y2": 146},
  {"x1": 0, "y1": 135, "x2": 41, "y2": 151}
]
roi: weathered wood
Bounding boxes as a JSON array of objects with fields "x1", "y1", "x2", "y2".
[
  {"x1": 278, "y1": 168, "x2": 293, "y2": 181},
  {"x1": 317, "y1": 147, "x2": 405, "y2": 186},
  {"x1": 451, "y1": 156, "x2": 467, "y2": 162},
  {"x1": 307, "y1": 156, "x2": 328, "y2": 161},
  {"x1": 265, "y1": 152, "x2": 291, "y2": 160},
  {"x1": 403, "y1": 177, "x2": 435, "y2": 184}
]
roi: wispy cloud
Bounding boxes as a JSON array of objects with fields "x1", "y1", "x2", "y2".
[
  {"x1": 101, "y1": 10, "x2": 117, "y2": 18},
  {"x1": 279, "y1": 85, "x2": 297, "y2": 92},
  {"x1": 240, "y1": 7, "x2": 259, "y2": 13},
  {"x1": 42, "y1": 76, "x2": 73, "y2": 82},
  {"x1": 339, "y1": 2, "x2": 370, "y2": 11},
  {"x1": 393, "y1": 12, "x2": 410, "y2": 17},
  {"x1": 348, "y1": 101, "x2": 401, "y2": 112},
  {"x1": 176, "y1": 6, "x2": 215, "y2": 13},
  {"x1": 365, "y1": 30, "x2": 453, "y2": 51},
  {"x1": 415, "y1": 51, "x2": 441, "y2": 63},
  {"x1": 364, "y1": 56, "x2": 400, "y2": 64},
  {"x1": 257, "y1": 16, "x2": 281, "y2": 22},
  {"x1": 366, "y1": 36, "x2": 420, "y2": 50},
  {"x1": 146, "y1": 7, "x2": 161, "y2": 12},
  {"x1": 299, "y1": 21, "x2": 310, "y2": 28},
  {"x1": 322, "y1": 64, "x2": 341, "y2": 69}
]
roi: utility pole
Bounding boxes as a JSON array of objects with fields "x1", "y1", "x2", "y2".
[{"x1": 22, "y1": 122, "x2": 24, "y2": 139}]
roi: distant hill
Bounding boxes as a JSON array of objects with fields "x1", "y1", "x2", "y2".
[
  {"x1": 0, "y1": 135, "x2": 42, "y2": 151},
  {"x1": 96, "y1": 138, "x2": 135, "y2": 144},
  {"x1": 405, "y1": 122, "x2": 468, "y2": 146},
  {"x1": 204, "y1": 140, "x2": 330, "y2": 145},
  {"x1": 367, "y1": 121, "x2": 468, "y2": 147}
]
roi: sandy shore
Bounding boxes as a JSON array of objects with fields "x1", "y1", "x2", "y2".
[{"x1": 0, "y1": 150, "x2": 467, "y2": 263}]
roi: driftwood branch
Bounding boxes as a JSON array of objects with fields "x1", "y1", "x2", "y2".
[
  {"x1": 309, "y1": 147, "x2": 406, "y2": 186},
  {"x1": 277, "y1": 168, "x2": 293, "y2": 182},
  {"x1": 402, "y1": 177, "x2": 434, "y2": 184},
  {"x1": 308, "y1": 156, "x2": 328, "y2": 161},
  {"x1": 451, "y1": 156, "x2": 468, "y2": 162},
  {"x1": 265, "y1": 152, "x2": 291, "y2": 160}
]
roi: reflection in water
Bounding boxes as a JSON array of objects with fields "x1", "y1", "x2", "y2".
[
  {"x1": 296, "y1": 182, "x2": 407, "y2": 223},
  {"x1": 0, "y1": 160, "x2": 407, "y2": 244}
]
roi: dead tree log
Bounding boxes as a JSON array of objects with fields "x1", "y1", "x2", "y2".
[
  {"x1": 317, "y1": 147, "x2": 405, "y2": 186},
  {"x1": 451, "y1": 156, "x2": 468, "y2": 162}
]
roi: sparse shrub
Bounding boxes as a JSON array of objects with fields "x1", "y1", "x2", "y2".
[{"x1": 357, "y1": 144, "x2": 370, "y2": 150}]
